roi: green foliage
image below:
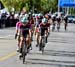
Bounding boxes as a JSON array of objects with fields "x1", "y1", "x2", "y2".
[{"x1": 0, "y1": 0, "x2": 58, "y2": 13}]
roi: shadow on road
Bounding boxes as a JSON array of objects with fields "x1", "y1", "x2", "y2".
[
  {"x1": 29, "y1": 49, "x2": 75, "y2": 57},
  {"x1": 44, "y1": 50, "x2": 75, "y2": 57},
  {"x1": 24, "y1": 59, "x2": 75, "y2": 67}
]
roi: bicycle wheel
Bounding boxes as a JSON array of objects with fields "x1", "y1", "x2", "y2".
[
  {"x1": 64, "y1": 23, "x2": 67, "y2": 31},
  {"x1": 57, "y1": 24, "x2": 60, "y2": 32},
  {"x1": 39, "y1": 43, "x2": 42, "y2": 51},
  {"x1": 22, "y1": 43, "x2": 27, "y2": 64},
  {"x1": 57, "y1": 26, "x2": 60, "y2": 32},
  {"x1": 52, "y1": 25, "x2": 55, "y2": 32},
  {"x1": 41, "y1": 44, "x2": 44, "y2": 54},
  {"x1": 41, "y1": 37, "x2": 45, "y2": 54},
  {"x1": 45, "y1": 36, "x2": 47, "y2": 43}
]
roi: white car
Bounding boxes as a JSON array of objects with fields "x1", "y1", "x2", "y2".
[{"x1": 67, "y1": 15, "x2": 75, "y2": 23}]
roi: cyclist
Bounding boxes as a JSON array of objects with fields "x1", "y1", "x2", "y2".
[
  {"x1": 52, "y1": 15, "x2": 56, "y2": 31},
  {"x1": 45, "y1": 14, "x2": 51, "y2": 35},
  {"x1": 19, "y1": 16, "x2": 32, "y2": 56},
  {"x1": 39, "y1": 17, "x2": 50, "y2": 50},
  {"x1": 28, "y1": 13, "x2": 35, "y2": 41},
  {"x1": 56, "y1": 16, "x2": 61, "y2": 32},
  {"x1": 64, "y1": 15, "x2": 68, "y2": 31},
  {"x1": 15, "y1": 20, "x2": 22, "y2": 52},
  {"x1": 15, "y1": 12, "x2": 26, "y2": 52},
  {"x1": 35, "y1": 13, "x2": 43, "y2": 47}
]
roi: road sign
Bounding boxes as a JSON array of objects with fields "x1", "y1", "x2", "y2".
[{"x1": 59, "y1": 0, "x2": 75, "y2": 7}]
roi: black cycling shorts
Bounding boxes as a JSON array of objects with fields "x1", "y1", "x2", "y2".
[
  {"x1": 22, "y1": 30, "x2": 29, "y2": 38},
  {"x1": 40, "y1": 27, "x2": 48, "y2": 36}
]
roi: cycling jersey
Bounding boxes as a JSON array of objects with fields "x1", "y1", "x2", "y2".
[
  {"x1": 20, "y1": 23, "x2": 31, "y2": 37},
  {"x1": 16, "y1": 21, "x2": 22, "y2": 29},
  {"x1": 29, "y1": 18, "x2": 35, "y2": 29},
  {"x1": 39, "y1": 23, "x2": 50, "y2": 36},
  {"x1": 40, "y1": 23, "x2": 50, "y2": 28},
  {"x1": 46, "y1": 23, "x2": 50, "y2": 27},
  {"x1": 35, "y1": 15, "x2": 42, "y2": 26}
]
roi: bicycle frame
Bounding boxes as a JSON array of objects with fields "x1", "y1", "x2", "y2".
[{"x1": 40, "y1": 31, "x2": 47, "y2": 54}]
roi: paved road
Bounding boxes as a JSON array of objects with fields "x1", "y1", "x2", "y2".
[{"x1": 0, "y1": 23, "x2": 75, "y2": 67}]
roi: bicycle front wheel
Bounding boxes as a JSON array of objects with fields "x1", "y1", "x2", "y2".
[
  {"x1": 41, "y1": 45, "x2": 44, "y2": 54},
  {"x1": 22, "y1": 43, "x2": 27, "y2": 64}
]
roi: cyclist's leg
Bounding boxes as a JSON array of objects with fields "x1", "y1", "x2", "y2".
[
  {"x1": 39, "y1": 29, "x2": 45, "y2": 50},
  {"x1": 57, "y1": 22, "x2": 59, "y2": 30},
  {"x1": 46, "y1": 28, "x2": 49, "y2": 36},
  {"x1": 25, "y1": 29, "x2": 32, "y2": 51},
  {"x1": 39, "y1": 34, "x2": 42, "y2": 51},
  {"x1": 45, "y1": 29, "x2": 48, "y2": 43},
  {"x1": 48, "y1": 26, "x2": 50, "y2": 35},
  {"x1": 15, "y1": 28, "x2": 20, "y2": 51},
  {"x1": 52, "y1": 22, "x2": 55, "y2": 31},
  {"x1": 29, "y1": 29, "x2": 33, "y2": 49},
  {"x1": 30, "y1": 25, "x2": 33, "y2": 41},
  {"x1": 36, "y1": 32, "x2": 39, "y2": 47},
  {"x1": 19, "y1": 36, "x2": 24, "y2": 53},
  {"x1": 17, "y1": 35, "x2": 20, "y2": 52},
  {"x1": 39, "y1": 30, "x2": 42, "y2": 44},
  {"x1": 35, "y1": 27, "x2": 40, "y2": 47},
  {"x1": 19, "y1": 35, "x2": 24, "y2": 57},
  {"x1": 57, "y1": 21, "x2": 60, "y2": 31},
  {"x1": 34, "y1": 26, "x2": 36, "y2": 35},
  {"x1": 32, "y1": 24, "x2": 35, "y2": 33},
  {"x1": 25, "y1": 34, "x2": 32, "y2": 53},
  {"x1": 64, "y1": 22, "x2": 67, "y2": 31},
  {"x1": 26, "y1": 34, "x2": 31, "y2": 46},
  {"x1": 19, "y1": 30, "x2": 25, "y2": 53}
]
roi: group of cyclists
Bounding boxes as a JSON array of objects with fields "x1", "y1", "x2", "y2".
[
  {"x1": 51, "y1": 13, "x2": 68, "y2": 32},
  {"x1": 15, "y1": 9, "x2": 68, "y2": 58}
]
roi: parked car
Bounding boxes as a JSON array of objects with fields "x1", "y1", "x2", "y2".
[{"x1": 67, "y1": 15, "x2": 75, "y2": 23}]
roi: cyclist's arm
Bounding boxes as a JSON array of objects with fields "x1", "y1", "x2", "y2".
[
  {"x1": 15, "y1": 22, "x2": 19, "y2": 34},
  {"x1": 15, "y1": 22, "x2": 19, "y2": 39},
  {"x1": 28, "y1": 24, "x2": 32, "y2": 38}
]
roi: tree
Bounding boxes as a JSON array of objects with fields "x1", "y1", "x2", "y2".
[{"x1": 1, "y1": 0, "x2": 58, "y2": 13}]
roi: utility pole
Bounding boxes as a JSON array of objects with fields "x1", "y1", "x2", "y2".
[
  {"x1": 67, "y1": 7, "x2": 69, "y2": 15},
  {"x1": 58, "y1": 0, "x2": 60, "y2": 12},
  {"x1": 58, "y1": 0, "x2": 60, "y2": 16},
  {"x1": 0, "y1": 3, "x2": 1, "y2": 9}
]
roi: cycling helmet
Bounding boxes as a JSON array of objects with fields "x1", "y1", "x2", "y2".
[
  {"x1": 24, "y1": 14, "x2": 29, "y2": 18},
  {"x1": 21, "y1": 17, "x2": 28, "y2": 24},
  {"x1": 35, "y1": 14, "x2": 38, "y2": 17},
  {"x1": 42, "y1": 18, "x2": 47, "y2": 24},
  {"x1": 32, "y1": 13, "x2": 35, "y2": 17},
  {"x1": 38, "y1": 13, "x2": 43, "y2": 17},
  {"x1": 28, "y1": 12, "x2": 31, "y2": 15}
]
